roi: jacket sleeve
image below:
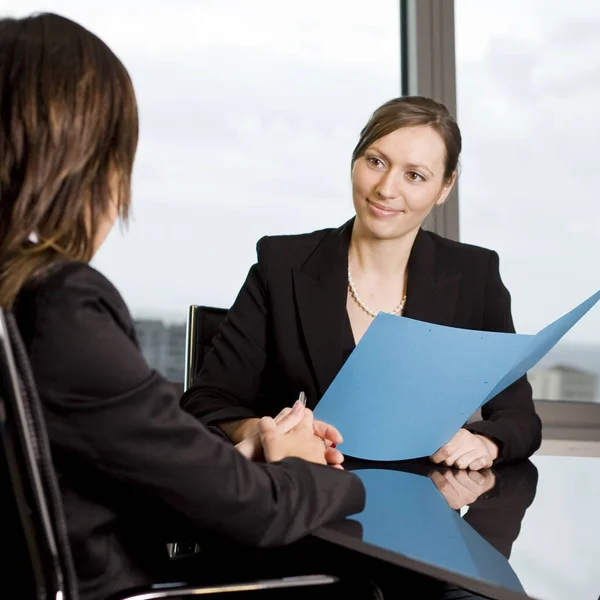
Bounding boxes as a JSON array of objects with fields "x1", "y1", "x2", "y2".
[
  {"x1": 30, "y1": 265, "x2": 365, "y2": 547},
  {"x1": 181, "y1": 238, "x2": 272, "y2": 429},
  {"x1": 463, "y1": 251, "x2": 542, "y2": 463}
]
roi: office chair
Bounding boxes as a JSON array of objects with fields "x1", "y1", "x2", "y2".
[
  {"x1": 183, "y1": 305, "x2": 228, "y2": 391},
  {"x1": 175, "y1": 304, "x2": 228, "y2": 557},
  {"x1": 0, "y1": 309, "x2": 339, "y2": 599}
]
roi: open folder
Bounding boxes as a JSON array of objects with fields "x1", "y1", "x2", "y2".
[{"x1": 313, "y1": 289, "x2": 600, "y2": 461}]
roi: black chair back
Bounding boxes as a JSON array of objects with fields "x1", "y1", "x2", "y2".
[
  {"x1": 0, "y1": 309, "x2": 79, "y2": 600},
  {"x1": 184, "y1": 305, "x2": 228, "y2": 391}
]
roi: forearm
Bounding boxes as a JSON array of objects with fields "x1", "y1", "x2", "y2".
[
  {"x1": 180, "y1": 386, "x2": 260, "y2": 434},
  {"x1": 219, "y1": 417, "x2": 261, "y2": 444},
  {"x1": 63, "y1": 377, "x2": 364, "y2": 548}
]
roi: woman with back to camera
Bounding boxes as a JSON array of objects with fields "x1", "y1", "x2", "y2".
[
  {"x1": 0, "y1": 13, "x2": 372, "y2": 600},
  {"x1": 183, "y1": 96, "x2": 542, "y2": 471}
]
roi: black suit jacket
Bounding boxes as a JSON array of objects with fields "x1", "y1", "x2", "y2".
[
  {"x1": 14, "y1": 262, "x2": 365, "y2": 600},
  {"x1": 182, "y1": 219, "x2": 542, "y2": 463}
]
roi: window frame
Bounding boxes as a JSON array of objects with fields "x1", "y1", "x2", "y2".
[{"x1": 400, "y1": 0, "x2": 460, "y2": 241}]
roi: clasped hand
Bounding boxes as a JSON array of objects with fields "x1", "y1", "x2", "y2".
[
  {"x1": 236, "y1": 400, "x2": 345, "y2": 468},
  {"x1": 429, "y1": 467, "x2": 496, "y2": 510},
  {"x1": 430, "y1": 428, "x2": 499, "y2": 471}
]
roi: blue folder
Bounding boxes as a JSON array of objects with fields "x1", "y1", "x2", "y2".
[
  {"x1": 352, "y1": 469, "x2": 524, "y2": 594},
  {"x1": 314, "y1": 289, "x2": 600, "y2": 460}
]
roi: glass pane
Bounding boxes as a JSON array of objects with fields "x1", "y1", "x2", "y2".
[
  {"x1": 455, "y1": 0, "x2": 600, "y2": 403},
  {"x1": 4, "y1": 0, "x2": 401, "y2": 380}
]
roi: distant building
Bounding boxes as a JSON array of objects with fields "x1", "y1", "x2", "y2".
[
  {"x1": 134, "y1": 319, "x2": 186, "y2": 382},
  {"x1": 134, "y1": 319, "x2": 165, "y2": 370},
  {"x1": 529, "y1": 365, "x2": 598, "y2": 403}
]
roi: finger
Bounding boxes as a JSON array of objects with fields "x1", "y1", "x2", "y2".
[
  {"x1": 296, "y1": 407, "x2": 315, "y2": 430},
  {"x1": 429, "y1": 471, "x2": 461, "y2": 509},
  {"x1": 466, "y1": 470, "x2": 487, "y2": 486},
  {"x1": 257, "y1": 416, "x2": 278, "y2": 438},
  {"x1": 455, "y1": 469, "x2": 485, "y2": 491},
  {"x1": 433, "y1": 470, "x2": 460, "y2": 495},
  {"x1": 478, "y1": 470, "x2": 496, "y2": 492},
  {"x1": 324, "y1": 447, "x2": 345, "y2": 465},
  {"x1": 313, "y1": 420, "x2": 343, "y2": 445},
  {"x1": 442, "y1": 469, "x2": 466, "y2": 495},
  {"x1": 438, "y1": 446, "x2": 466, "y2": 467},
  {"x1": 429, "y1": 470, "x2": 448, "y2": 490},
  {"x1": 273, "y1": 407, "x2": 292, "y2": 424},
  {"x1": 468, "y1": 456, "x2": 493, "y2": 471},
  {"x1": 474, "y1": 468, "x2": 495, "y2": 484},
  {"x1": 444, "y1": 469, "x2": 483, "y2": 507},
  {"x1": 430, "y1": 442, "x2": 458, "y2": 464},
  {"x1": 272, "y1": 402, "x2": 305, "y2": 433},
  {"x1": 430, "y1": 430, "x2": 469, "y2": 463},
  {"x1": 454, "y1": 449, "x2": 482, "y2": 470},
  {"x1": 442, "y1": 438, "x2": 480, "y2": 467},
  {"x1": 430, "y1": 442, "x2": 454, "y2": 464}
]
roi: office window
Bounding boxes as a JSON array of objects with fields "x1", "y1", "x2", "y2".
[
  {"x1": 5, "y1": 0, "x2": 402, "y2": 380},
  {"x1": 455, "y1": 0, "x2": 600, "y2": 402}
]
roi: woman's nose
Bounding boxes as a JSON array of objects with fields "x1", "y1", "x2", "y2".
[{"x1": 375, "y1": 172, "x2": 400, "y2": 200}]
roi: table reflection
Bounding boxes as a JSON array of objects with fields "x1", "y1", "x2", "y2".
[
  {"x1": 323, "y1": 456, "x2": 600, "y2": 600},
  {"x1": 324, "y1": 458, "x2": 540, "y2": 599}
]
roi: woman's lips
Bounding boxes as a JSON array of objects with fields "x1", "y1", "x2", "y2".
[{"x1": 367, "y1": 199, "x2": 403, "y2": 217}]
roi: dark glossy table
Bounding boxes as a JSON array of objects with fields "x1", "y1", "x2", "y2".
[{"x1": 315, "y1": 452, "x2": 600, "y2": 600}]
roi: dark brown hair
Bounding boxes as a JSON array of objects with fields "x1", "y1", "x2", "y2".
[
  {"x1": 0, "y1": 13, "x2": 138, "y2": 308},
  {"x1": 351, "y1": 96, "x2": 462, "y2": 183}
]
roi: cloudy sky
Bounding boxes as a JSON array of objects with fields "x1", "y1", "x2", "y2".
[
  {"x1": 1, "y1": 0, "x2": 598, "y2": 348},
  {"x1": 455, "y1": 0, "x2": 600, "y2": 347}
]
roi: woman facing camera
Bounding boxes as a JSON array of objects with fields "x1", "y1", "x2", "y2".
[
  {"x1": 0, "y1": 13, "x2": 367, "y2": 600},
  {"x1": 182, "y1": 96, "x2": 542, "y2": 470}
]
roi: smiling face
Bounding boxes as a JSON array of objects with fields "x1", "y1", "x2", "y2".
[{"x1": 351, "y1": 125, "x2": 456, "y2": 241}]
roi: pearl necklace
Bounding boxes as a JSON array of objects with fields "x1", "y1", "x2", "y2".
[{"x1": 347, "y1": 268, "x2": 407, "y2": 318}]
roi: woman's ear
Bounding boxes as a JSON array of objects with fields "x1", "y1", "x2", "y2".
[{"x1": 435, "y1": 171, "x2": 457, "y2": 206}]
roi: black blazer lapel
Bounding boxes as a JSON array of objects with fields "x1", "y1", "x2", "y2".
[
  {"x1": 404, "y1": 229, "x2": 461, "y2": 326},
  {"x1": 293, "y1": 224, "x2": 460, "y2": 399},
  {"x1": 292, "y1": 220, "x2": 353, "y2": 399}
]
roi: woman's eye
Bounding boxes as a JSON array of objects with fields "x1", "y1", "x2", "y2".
[
  {"x1": 407, "y1": 171, "x2": 424, "y2": 182},
  {"x1": 366, "y1": 156, "x2": 384, "y2": 167}
]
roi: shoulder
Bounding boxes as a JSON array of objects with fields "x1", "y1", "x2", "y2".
[
  {"x1": 256, "y1": 226, "x2": 336, "y2": 264},
  {"x1": 421, "y1": 230, "x2": 499, "y2": 273},
  {"x1": 15, "y1": 261, "x2": 151, "y2": 400},
  {"x1": 16, "y1": 261, "x2": 134, "y2": 340},
  {"x1": 28, "y1": 261, "x2": 128, "y2": 312},
  {"x1": 423, "y1": 229, "x2": 495, "y2": 258}
]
